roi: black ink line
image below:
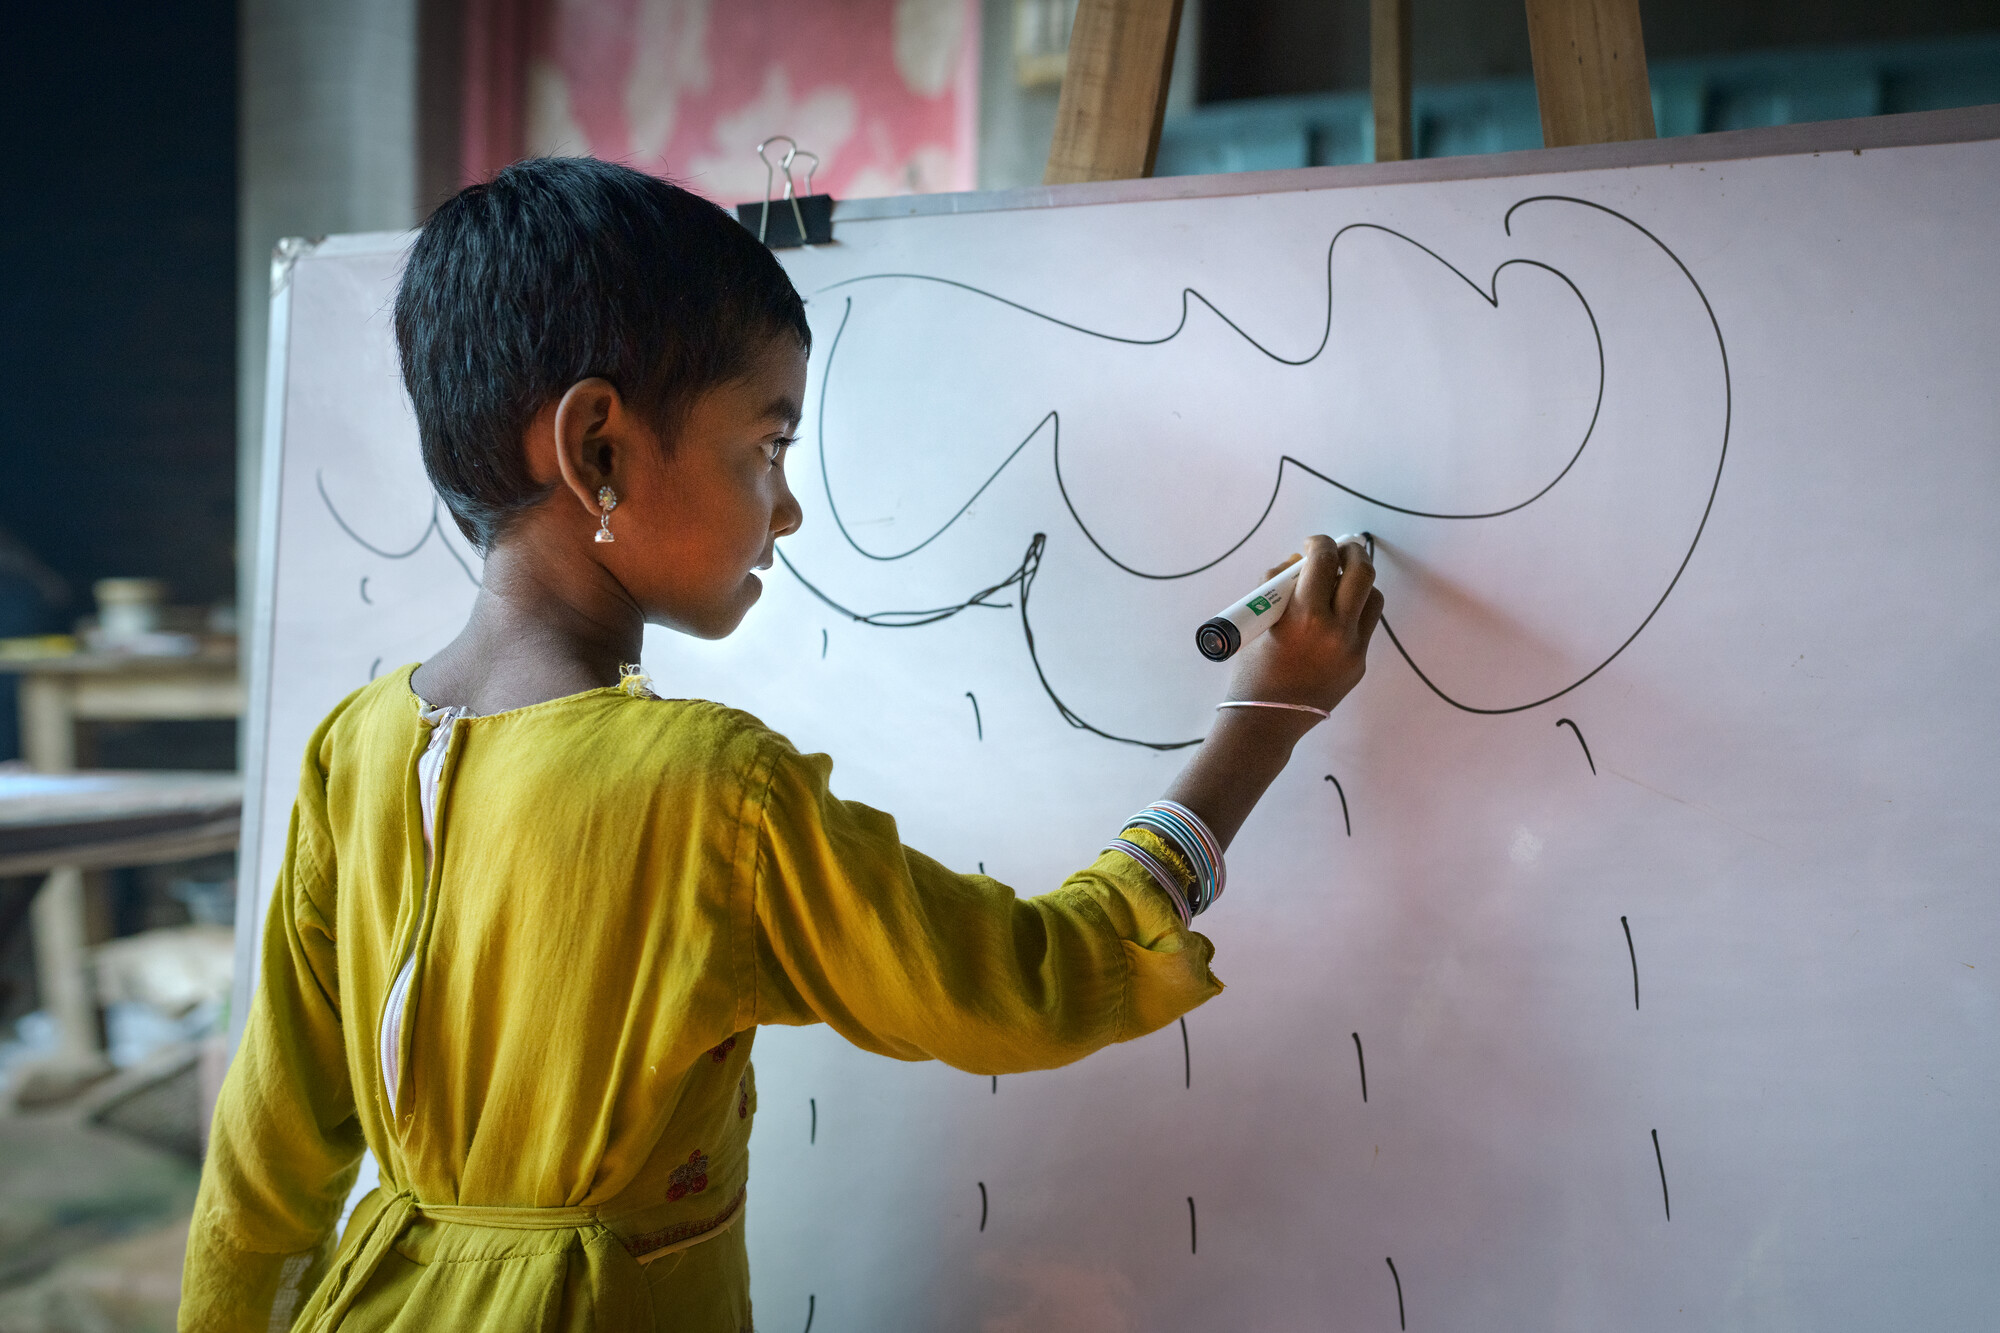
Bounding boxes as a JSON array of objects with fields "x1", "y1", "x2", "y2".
[
  {"x1": 776, "y1": 542, "x2": 1016, "y2": 628},
  {"x1": 790, "y1": 196, "x2": 1728, "y2": 723},
  {"x1": 1386, "y1": 1257, "x2": 1406, "y2": 1329},
  {"x1": 812, "y1": 229, "x2": 1606, "y2": 566},
  {"x1": 1325, "y1": 774, "x2": 1352, "y2": 836},
  {"x1": 1556, "y1": 717, "x2": 1597, "y2": 773},
  {"x1": 978, "y1": 861, "x2": 985, "y2": 874},
  {"x1": 1180, "y1": 1016, "x2": 1191, "y2": 1089},
  {"x1": 1187, "y1": 1197, "x2": 1197, "y2": 1254},
  {"x1": 316, "y1": 472, "x2": 483, "y2": 589},
  {"x1": 802, "y1": 1294, "x2": 815, "y2": 1333},
  {"x1": 821, "y1": 628, "x2": 828, "y2": 658},
  {"x1": 783, "y1": 534, "x2": 1201, "y2": 750},
  {"x1": 966, "y1": 691, "x2": 983, "y2": 740},
  {"x1": 358, "y1": 577, "x2": 371, "y2": 604},
  {"x1": 1352, "y1": 1032, "x2": 1368, "y2": 1103},
  {"x1": 368, "y1": 657, "x2": 382, "y2": 681},
  {"x1": 991, "y1": 1075, "x2": 997, "y2": 1094},
  {"x1": 1622, "y1": 915, "x2": 1639, "y2": 1010},
  {"x1": 978, "y1": 1182, "x2": 988, "y2": 1231},
  {"x1": 809, "y1": 1098, "x2": 816, "y2": 1145},
  {"x1": 1652, "y1": 1128, "x2": 1671, "y2": 1220}
]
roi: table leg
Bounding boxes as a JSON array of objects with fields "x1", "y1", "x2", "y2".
[
  {"x1": 14, "y1": 865, "x2": 112, "y2": 1106},
  {"x1": 14, "y1": 675, "x2": 109, "y2": 1106}
]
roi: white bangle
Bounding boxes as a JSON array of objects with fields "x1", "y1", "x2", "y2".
[{"x1": 1216, "y1": 700, "x2": 1330, "y2": 720}]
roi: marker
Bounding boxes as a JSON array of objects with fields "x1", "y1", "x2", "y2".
[{"x1": 1195, "y1": 534, "x2": 1372, "y2": 662}]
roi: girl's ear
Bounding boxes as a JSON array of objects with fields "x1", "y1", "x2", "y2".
[{"x1": 547, "y1": 378, "x2": 628, "y2": 517}]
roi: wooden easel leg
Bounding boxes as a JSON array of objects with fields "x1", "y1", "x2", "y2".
[
  {"x1": 1525, "y1": 0, "x2": 1657, "y2": 147},
  {"x1": 1044, "y1": 0, "x2": 1187, "y2": 185},
  {"x1": 1371, "y1": 0, "x2": 1414, "y2": 162}
]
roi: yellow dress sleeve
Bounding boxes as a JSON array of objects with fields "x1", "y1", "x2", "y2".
[
  {"x1": 748, "y1": 737, "x2": 1224, "y2": 1074},
  {"x1": 180, "y1": 712, "x2": 366, "y2": 1333}
]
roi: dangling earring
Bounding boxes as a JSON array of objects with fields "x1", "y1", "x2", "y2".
[{"x1": 595, "y1": 486, "x2": 618, "y2": 543}]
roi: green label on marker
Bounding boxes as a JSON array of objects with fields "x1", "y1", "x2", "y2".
[{"x1": 1248, "y1": 595, "x2": 1272, "y2": 615}]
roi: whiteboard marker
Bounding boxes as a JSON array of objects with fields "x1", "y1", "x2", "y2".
[{"x1": 1195, "y1": 534, "x2": 1372, "y2": 662}]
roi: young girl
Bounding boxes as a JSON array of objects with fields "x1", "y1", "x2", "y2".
[{"x1": 181, "y1": 158, "x2": 1383, "y2": 1332}]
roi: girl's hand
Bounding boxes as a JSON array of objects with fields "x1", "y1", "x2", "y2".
[{"x1": 1225, "y1": 534, "x2": 1384, "y2": 716}]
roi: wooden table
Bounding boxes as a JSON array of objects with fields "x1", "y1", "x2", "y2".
[
  {"x1": 4, "y1": 647, "x2": 243, "y2": 772},
  {"x1": 0, "y1": 649, "x2": 242, "y2": 1104}
]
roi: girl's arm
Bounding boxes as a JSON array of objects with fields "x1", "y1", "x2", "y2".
[
  {"x1": 746, "y1": 535, "x2": 1379, "y2": 1073},
  {"x1": 181, "y1": 721, "x2": 365, "y2": 1333},
  {"x1": 1164, "y1": 534, "x2": 1381, "y2": 850}
]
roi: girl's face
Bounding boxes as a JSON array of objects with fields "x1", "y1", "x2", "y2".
[{"x1": 608, "y1": 335, "x2": 808, "y2": 639}]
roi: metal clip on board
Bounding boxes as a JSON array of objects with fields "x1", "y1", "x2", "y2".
[{"x1": 734, "y1": 136, "x2": 833, "y2": 249}]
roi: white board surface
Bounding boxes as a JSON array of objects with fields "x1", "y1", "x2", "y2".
[{"x1": 242, "y1": 114, "x2": 2000, "y2": 1330}]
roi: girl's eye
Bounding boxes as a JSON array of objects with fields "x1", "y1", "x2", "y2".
[{"x1": 766, "y1": 437, "x2": 796, "y2": 466}]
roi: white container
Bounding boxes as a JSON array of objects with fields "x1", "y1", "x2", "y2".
[{"x1": 93, "y1": 578, "x2": 167, "y2": 642}]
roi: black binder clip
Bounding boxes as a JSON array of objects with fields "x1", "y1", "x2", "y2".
[{"x1": 734, "y1": 136, "x2": 833, "y2": 249}]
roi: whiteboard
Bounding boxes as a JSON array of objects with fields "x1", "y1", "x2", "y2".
[{"x1": 240, "y1": 109, "x2": 2000, "y2": 1330}]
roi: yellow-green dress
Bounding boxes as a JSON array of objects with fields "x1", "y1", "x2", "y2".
[{"x1": 181, "y1": 667, "x2": 1222, "y2": 1331}]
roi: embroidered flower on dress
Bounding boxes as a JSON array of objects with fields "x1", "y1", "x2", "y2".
[
  {"x1": 707, "y1": 1036, "x2": 737, "y2": 1063},
  {"x1": 666, "y1": 1149, "x2": 711, "y2": 1201}
]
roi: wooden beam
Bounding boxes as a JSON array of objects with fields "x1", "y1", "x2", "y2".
[
  {"x1": 1524, "y1": 0, "x2": 1656, "y2": 147},
  {"x1": 1044, "y1": 0, "x2": 1186, "y2": 185},
  {"x1": 1371, "y1": 0, "x2": 1414, "y2": 162}
]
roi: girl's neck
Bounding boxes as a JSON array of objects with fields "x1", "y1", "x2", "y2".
[{"x1": 409, "y1": 538, "x2": 645, "y2": 715}]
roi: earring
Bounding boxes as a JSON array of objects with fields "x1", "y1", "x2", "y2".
[{"x1": 595, "y1": 486, "x2": 618, "y2": 543}]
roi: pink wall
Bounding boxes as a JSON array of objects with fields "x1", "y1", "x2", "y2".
[{"x1": 486, "y1": 0, "x2": 978, "y2": 205}]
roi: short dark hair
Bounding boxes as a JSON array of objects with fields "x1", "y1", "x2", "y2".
[{"x1": 395, "y1": 157, "x2": 811, "y2": 550}]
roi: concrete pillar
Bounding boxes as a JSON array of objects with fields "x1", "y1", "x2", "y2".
[{"x1": 236, "y1": 0, "x2": 460, "y2": 629}]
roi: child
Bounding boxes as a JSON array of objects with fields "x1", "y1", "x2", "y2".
[{"x1": 181, "y1": 158, "x2": 1383, "y2": 1331}]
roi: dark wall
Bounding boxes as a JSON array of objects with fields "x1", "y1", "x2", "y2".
[
  {"x1": 1199, "y1": 0, "x2": 2000, "y2": 101},
  {"x1": 0, "y1": 1, "x2": 239, "y2": 617}
]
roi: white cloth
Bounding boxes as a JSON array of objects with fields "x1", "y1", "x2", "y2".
[{"x1": 377, "y1": 702, "x2": 471, "y2": 1108}]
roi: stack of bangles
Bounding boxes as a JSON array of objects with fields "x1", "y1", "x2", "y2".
[{"x1": 1104, "y1": 799, "x2": 1225, "y2": 926}]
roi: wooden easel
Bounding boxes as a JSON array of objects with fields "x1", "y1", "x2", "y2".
[{"x1": 1044, "y1": 0, "x2": 1656, "y2": 184}]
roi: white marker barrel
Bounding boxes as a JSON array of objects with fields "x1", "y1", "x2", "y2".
[{"x1": 1195, "y1": 535, "x2": 1370, "y2": 662}]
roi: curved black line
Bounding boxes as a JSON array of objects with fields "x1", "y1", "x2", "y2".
[
  {"x1": 1187, "y1": 1197, "x2": 1198, "y2": 1255},
  {"x1": 1180, "y1": 1016, "x2": 1191, "y2": 1089},
  {"x1": 316, "y1": 471, "x2": 482, "y2": 589},
  {"x1": 803, "y1": 1294, "x2": 815, "y2": 1333},
  {"x1": 821, "y1": 628, "x2": 828, "y2": 659},
  {"x1": 1622, "y1": 915, "x2": 1640, "y2": 1010},
  {"x1": 785, "y1": 535, "x2": 1202, "y2": 749},
  {"x1": 991, "y1": 1075, "x2": 997, "y2": 1093},
  {"x1": 1652, "y1": 1128, "x2": 1671, "y2": 1220},
  {"x1": 795, "y1": 196, "x2": 1728, "y2": 722},
  {"x1": 977, "y1": 1182, "x2": 988, "y2": 1231},
  {"x1": 317, "y1": 471, "x2": 436, "y2": 558},
  {"x1": 809, "y1": 1097, "x2": 816, "y2": 1145},
  {"x1": 368, "y1": 657, "x2": 382, "y2": 681},
  {"x1": 1557, "y1": 717, "x2": 1597, "y2": 773},
  {"x1": 1374, "y1": 194, "x2": 1733, "y2": 716},
  {"x1": 814, "y1": 245, "x2": 1607, "y2": 574},
  {"x1": 358, "y1": 577, "x2": 371, "y2": 605},
  {"x1": 1014, "y1": 536, "x2": 1203, "y2": 749},
  {"x1": 966, "y1": 691, "x2": 983, "y2": 740},
  {"x1": 1325, "y1": 774, "x2": 1353, "y2": 836},
  {"x1": 1387, "y1": 1257, "x2": 1406, "y2": 1329},
  {"x1": 776, "y1": 546, "x2": 1013, "y2": 628},
  {"x1": 1352, "y1": 1031, "x2": 1368, "y2": 1103}
]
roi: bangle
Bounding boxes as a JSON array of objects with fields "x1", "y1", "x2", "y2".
[
  {"x1": 1216, "y1": 700, "x2": 1330, "y2": 720},
  {"x1": 1105, "y1": 799, "x2": 1227, "y2": 921},
  {"x1": 1104, "y1": 837, "x2": 1193, "y2": 926}
]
